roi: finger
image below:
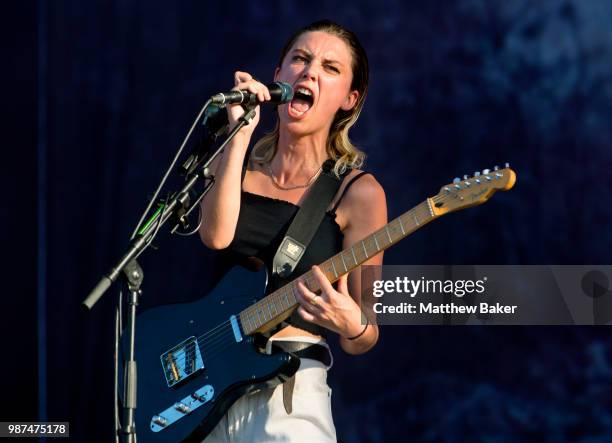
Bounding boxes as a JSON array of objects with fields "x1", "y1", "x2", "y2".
[
  {"x1": 297, "y1": 305, "x2": 317, "y2": 323},
  {"x1": 257, "y1": 83, "x2": 270, "y2": 102},
  {"x1": 249, "y1": 78, "x2": 270, "y2": 101},
  {"x1": 232, "y1": 74, "x2": 270, "y2": 103},
  {"x1": 296, "y1": 279, "x2": 315, "y2": 297},
  {"x1": 234, "y1": 71, "x2": 252, "y2": 86},
  {"x1": 231, "y1": 82, "x2": 264, "y2": 103},
  {"x1": 311, "y1": 266, "x2": 336, "y2": 300},
  {"x1": 296, "y1": 281, "x2": 320, "y2": 310},
  {"x1": 337, "y1": 273, "x2": 349, "y2": 295}
]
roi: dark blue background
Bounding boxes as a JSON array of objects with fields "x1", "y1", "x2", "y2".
[{"x1": 21, "y1": 0, "x2": 612, "y2": 441}]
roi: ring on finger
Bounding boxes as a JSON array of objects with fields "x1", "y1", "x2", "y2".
[{"x1": 310, "y1": 296, "x2": 318, "y2": 307}]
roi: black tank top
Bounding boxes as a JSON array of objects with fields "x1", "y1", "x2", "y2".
[{"x1": 211, "y1": 170, "x2": 370, "y2": 336}]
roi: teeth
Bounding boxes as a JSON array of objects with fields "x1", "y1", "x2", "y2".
[{"x1": 296, "y1": 87, "x2": 312, "y2": 96}]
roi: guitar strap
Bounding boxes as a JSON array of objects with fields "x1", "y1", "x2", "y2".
[
  {"x1": 272, "y1": 159, "x2": 348, "y2": 279},
  {"x1": 270, "y1": 159, "x2": 348, "y2": 415}
]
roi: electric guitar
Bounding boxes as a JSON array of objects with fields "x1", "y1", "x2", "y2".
[{"x1": 125, "y1": 166, "x2": 516, "y2": 442}]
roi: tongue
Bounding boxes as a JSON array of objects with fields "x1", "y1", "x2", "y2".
[{"x1": 291, "y1": 98, "x2": 311, "y2": 113}]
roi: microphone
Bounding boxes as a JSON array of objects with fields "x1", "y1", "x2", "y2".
[{"x1": 210, "y1": 81, "x2": 293, "y2": 107}]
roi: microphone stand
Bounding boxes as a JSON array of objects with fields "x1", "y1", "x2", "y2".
[{"x1": 81, "y1": 105, "x2": 258, "y2": 443}]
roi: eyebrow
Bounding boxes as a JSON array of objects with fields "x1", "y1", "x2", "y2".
[{"x1": 290, "y1": 48, "x2": 343, "y2": 66}]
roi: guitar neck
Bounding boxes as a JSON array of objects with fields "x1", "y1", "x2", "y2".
[{"x1": 238, "y1": 198, "x2": 438, "y2": 335}]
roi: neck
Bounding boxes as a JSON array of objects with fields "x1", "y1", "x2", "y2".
[{"x1": 273, "y1": 129, "x2": 329, "y2": 183}]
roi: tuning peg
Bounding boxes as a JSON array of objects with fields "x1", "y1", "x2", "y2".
[
  {"x1": 474, "y1": 171, "x2": 481, "y2": 177},
  {"x1": 483, "y1": 168, "x2": 490, "y2": 174},
  {"x1": 493, "y1": 165, "x2": 499, "y2": 171},
  {"x1": 453, "y1": 177, "x2": 461, "y2": 184},
  {"x1": 463, "y1": 174, "x2": 469, "y2": 180},
  {"x1": 504, "y1": 162, "x2": 510, "y2": 168}
]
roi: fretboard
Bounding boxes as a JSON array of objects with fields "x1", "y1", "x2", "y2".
[{"x1": 238, "y1": 198, "x2": 437, "y2": 335}]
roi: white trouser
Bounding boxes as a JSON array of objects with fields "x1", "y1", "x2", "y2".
[{"x1": 202, "y1": 338, "x2": 336, "y2": 443}]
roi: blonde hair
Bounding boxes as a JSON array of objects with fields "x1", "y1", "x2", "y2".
[{"x1": 251, "y1": 20, "x2": 369, "y2": 177}]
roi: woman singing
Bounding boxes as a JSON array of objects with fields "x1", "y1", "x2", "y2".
[{"x1": 200, "y1": 19, "x2": 387, "y2": 442}]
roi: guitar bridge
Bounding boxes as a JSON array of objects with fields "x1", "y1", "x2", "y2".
[{"x1": 160, "y1": 336, "x2": 204, "y2": 387}]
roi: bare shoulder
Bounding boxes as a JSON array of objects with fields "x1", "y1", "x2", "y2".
[
  {"x1": 343, "y1": 170, "x2": 386, "y2": 210},
  {"x1": 335, "y1": 169, "x2": 387, "y2": 232}
]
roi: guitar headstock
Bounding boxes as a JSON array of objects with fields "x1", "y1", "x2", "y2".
[{"x1": 430, "y1": 164, "x2": 516, "y2": 216}]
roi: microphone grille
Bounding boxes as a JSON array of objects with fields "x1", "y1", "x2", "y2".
[{"x1": 275, "y1": 82, "x2": 293, "y2": 103}]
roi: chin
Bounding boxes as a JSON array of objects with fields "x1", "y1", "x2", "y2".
[{"x1": 282, "y1": 120, "x2": 315, "y2": 136}]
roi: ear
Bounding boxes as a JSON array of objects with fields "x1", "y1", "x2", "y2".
[
  {"x1": 274, "y1": 67, "x2": 280, "y2": 82},
  {"x1": 341, "y1": 90, "x2": 359, "y2": 111}
]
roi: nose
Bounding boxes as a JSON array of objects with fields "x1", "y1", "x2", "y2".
[{"x1": 301, "y1": 63, "x2": 318, "y2": 81}]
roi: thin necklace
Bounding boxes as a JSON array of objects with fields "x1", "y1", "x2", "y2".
[{"x1": 266, "y1": 162, "x2": 323, "y2": 191}]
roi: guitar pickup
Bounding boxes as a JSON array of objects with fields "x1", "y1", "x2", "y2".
[{"x1": 160, "y1": 337, "x2": 205, "y2": 387}]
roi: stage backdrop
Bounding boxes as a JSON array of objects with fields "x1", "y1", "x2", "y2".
[{"x1": 33, "y1": 1, "x2": 612, "y2": 442}]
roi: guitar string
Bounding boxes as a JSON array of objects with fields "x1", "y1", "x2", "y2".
[
  {"x1": 160, "y1": 198, "x2": 458, "y2": 369},
  {"x1": 170, "y1": 272, "x2": 317, "y2": 365},
  {"x1": 170, "y1": 266, "x2": 332, "y2": 366},
  {"x1": 161, "y1": 327, "x2": 233, "y2": 373},
  {"x1": 168, "y1": 278, "x2": 315, "y2": 367},
  {"x1": 158, "y1": 190, "x2": 500, "y2": 378},
  {"x1": 164, "y1": 203, "x2": 441, "y2": 367}
]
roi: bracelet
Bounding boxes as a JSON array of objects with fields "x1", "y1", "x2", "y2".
[{"x1": 346, "y1": 315, "x2": 369, "y2": 341}]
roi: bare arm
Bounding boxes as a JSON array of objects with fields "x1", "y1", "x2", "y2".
[
  {"x1": 198, "y1": 133, "x2": 250, "y2": 249},
  {"x1": 295, "y1": 174, "x2": 388, "y2": 354},
  {"x1": 199, "y1": 72, "x2": 270, "y2": 249}
]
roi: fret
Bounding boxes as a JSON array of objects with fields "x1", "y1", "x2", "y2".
[
  {"x1": 426, "y1": 199, "x2": 434, "y2": 216},
  {"x1": 267, "y1": 302, "x2": 273, "y2": 318},
  {"x1": 340, "y1": 252, "x2": 348, "y2": 272},
  {"x1": 283, "y1": 292, "x2": 290, "y2": 309},
  {"x1": 398, "y1": 217, "x2": 406, "y2": 235},
  {"x1": 385, "y1": 225, "x2": 393, "y2": 243},
  {"x1": 373, "y1": 232, "x2": 380, "y2": 251},
  {"x1": 256, "y1": 308, "x2": 263, "y2": 325},
  {"x1": 331, "y1": 259, "x2": 338, "y2": 278},
  {"x1": 270, "y1": 301, "x2": 277, "y2": 316},
  {"x1": 413, "y1": 213, "x2": 419, "y2": 226},
  {"x1": 351, "y1": 246, "x2": 358, "y2": 265},
  {"x1": 247, "y1": 313, "x2": 254, "y2": 331},
  {"x1": 292, "y1": 284, "x2": 299, "y2": 302},
  {"x1": 304, "y1": 275, "x2": 314, "y2": 291},
  {"x1": 361, "y1": 240, "x2": 368, "y2": 259},
  {"x1": 291, "y1": 281, "x2": 300, "y2": 299}
]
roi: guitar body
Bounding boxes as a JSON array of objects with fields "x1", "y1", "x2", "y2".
[{"x1": 122, "y1": 266, "x2": 300, "y2": 442}]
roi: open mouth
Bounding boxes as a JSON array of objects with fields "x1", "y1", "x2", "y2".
[{"x1": 289, "y1": 87, "x2": 314, "y2": 116}]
